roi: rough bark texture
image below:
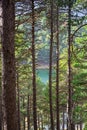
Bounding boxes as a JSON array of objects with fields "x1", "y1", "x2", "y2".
[
  {"x1": 68, "y1": 0, "x2": 73, "y2": 130},
  {"x1": 80, "y1": 122, "x2": 82, "y2": 130},
  {"x1": 23, "y1": 97, "x2": 25, "y2": 130},
  {"x1": 16, "y1": 72, "x2": 21, "y2": 130},
  {"x1": 49, "y1": 0, "x2": 54, "y2": 130},
  {"x1": 32, "y1": 0, "x2": 37, "y2": 130},
  {"x1": 2, "y1": 0, "x2": 17, "y2": 130},
  {"x1": 77, "y1": 125, "x2": 79, "y2": 130},
  {"x1": 0, "y1": 1, "x2": 2, "y2": 33},
  {"x1": 71, "y1": 123, "x2": 75, "y2": 130},
  {"x1": 41, "y1": 114, "x2": 43, "y2": 130},
  {"x1": 0, "y1": 1, "x2": 2, "y2": 129},
  {"x1": 56, "y1": 4, "x2": 60, "y2": 130},
  {"x1": 62, "y1": 109, "x2": 65, "y2": 130},
  {"x1": 27, "y1": 95, "x2": 30, "y2": 130},
  {"x1": 0, "y1": 90, "x2": 2, "y2": 130},
  {"x1": 37, "y1": 114, "x2": 40, "y2": 130}
]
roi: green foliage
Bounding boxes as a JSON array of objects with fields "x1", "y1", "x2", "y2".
[
  {"x1": 53, "y1": 0, "x2": 77, "y2": 7},
  {"x1": 84, "y1": 123, "x2": 87, "y2": 130},
  {"x1": 13, "y1": 0, "x2": 87, "y2": 128}
]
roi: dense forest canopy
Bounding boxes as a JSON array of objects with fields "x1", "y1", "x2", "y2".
[{"x1": 0, "y1": 0, "x2": 87, "y2": 130}]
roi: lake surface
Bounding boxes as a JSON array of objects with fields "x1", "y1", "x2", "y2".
[
  {"x1": 36, "y1": 69, "x2": 56, "y2": 84},
  {"x1": 36, "y1": 69, "x2": 49, "y2": 84}
]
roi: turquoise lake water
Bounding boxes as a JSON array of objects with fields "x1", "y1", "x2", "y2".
[
  {"x1": 36, "y1": 69, "x2": 55, "y2": 84},
  {"x1": 36, "y1": 69, "x2": 49, "y2": 84}
]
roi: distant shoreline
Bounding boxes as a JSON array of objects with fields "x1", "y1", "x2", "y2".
[
  {"x1": 36, "y1": 64, "x2": 55, "y2": 69},
  {"x1": 36, "y1": 65, "x2": 49, "y2": 69}
]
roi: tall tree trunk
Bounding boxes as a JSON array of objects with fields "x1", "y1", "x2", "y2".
[
  {"x1": 41, "y1": 114, "x2": 43, "y2": 130},
  {"x1": 2, "y1": 1, "x2": 17, "y2": 130},
  {"x1": 0, "y1": 0, "x2": 2, "y2": 33},
  {"x1": 62, "y1": 108, "x2": 65, "y2": 130},
  {"x1": 77, "y1": 124, "x2": 79, "y2": 130},
  {"x1": 67, "y1": 0, "x2": 72, "y2": 130},
  {"x1": 67, "y1": 118, "x2": 68, "y2": 130},
  {"x1": 16, "y1": 72, "x2": 21, "y2": 130},
  {"x1": 56, "y1": 4, "x2": 60, "y2": 130},
  {"x1": 23, "y1": 116, "x2": 25, "y2": 130},
  {"x1": 0, "y1": 1, "x2": 2, "y2": 130},
  {"x1": 49, "y1": 0, "x2": 54, "y2": 129},
  {"x1": 0, "y1": 88, "x2": 2, "y2": 130},
  {"x1": 80, "y1": 122, "x2": 82, "y2": 130},
  {"x1": 31, "y1": 0, "x2": 37, "y2": 130},
  {"x1": 71, "y1": 123, "x2": 75, "y2": 130},
  {"x1": 23, "y1": 117, "x2": 26, "y2": 130},
  {"x1": 37, "y1": 114, "x2": 40, "y2": 130},
  {"x1": 27, "y1": 95, "x2": 30, "y2": 130},
  {"x1": 23, "y1": 97, "x2": 25, "y2": 130}
]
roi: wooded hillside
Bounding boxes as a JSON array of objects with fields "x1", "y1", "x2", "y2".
[{"x1": 0, "y1": 0, "x2": 87, "y2": 130}]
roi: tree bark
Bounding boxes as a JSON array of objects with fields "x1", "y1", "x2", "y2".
[
  {"x1": 31, "y1": 0, "x2": 37, "y2": 130},
  {"x1": 67, "y1": 0, "x2": 72, "y2": 130},
  {"x1": 27, "y1": 95, "x2": 30, "y2": 130},
  {"x1": 23, "y1": 116, "x2": 25, "y2": 130},
  {"x1": 56, "y1": 4, "x2": 60, "y2": 130},
  {"x1": 49, "y1": 0, "x2": 54, "y2": 130},
  {"x1": 16, "y1": 72, "x2": 21, "y2": 130},
  {"x1": 41, "y1": 114, "x2": 43, "y2": 130},
  {"x1": 0, "y1": 89, "x2": 2, "y2": 130},
  {"x1": 62, "y1": 109, "x2": 65, "y2": 130},
  {"x1": 71, "y1": 122, "x2": 75, "y2": 130},
  {"x1": 80, "y1": 122, "x2": 82, "y2": 130},
  {"x1": 37, "y1": 114, "x2": 40, "y2": 130},
  {"x1": 0, "y1": 1, "x2": 2, "y2": 129},
  {"x1": 23, "y1": 97, "x2": 25, "y2": 130},
  {"x1": 2, "y1": 0, "x2": 17, "y2": 130},
  {"x1": 77, "y1": 124, "x2": 79, "y2": 130}
]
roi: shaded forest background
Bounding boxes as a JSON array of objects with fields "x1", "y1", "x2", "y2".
[{"x1": 0, "y1": 0, "x2": 87, "y2": 130}]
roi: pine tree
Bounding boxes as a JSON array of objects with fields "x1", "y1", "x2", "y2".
[
  {"x1": 1, "y1": 0, "x2": 17, "y2": 130},
  {"x1": 56, "y1": 3, "x2": 60, "y2": 130},
  {"x1": 31, "y1": 0, "x2": 37, "y2": 130},
  {"x1": 16, "y1": 70, "x2": 21, "y2": 130},
  {"x1": 67, "y1": 0, "x2": 73, "y2": 129},
  {"x1": 49, "y1": 0, "x2": 54, "y2": 129}
]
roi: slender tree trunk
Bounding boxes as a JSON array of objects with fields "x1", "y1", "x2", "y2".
[
  {"x1": 38, "y1": 114, "x2": 40, "y2": 130},
  {"x1": 47, "y1": 115, "x2": 50, "y2": 129},
  {"x1": 0, "y1": 90, "x2": 2, "y2": 130},
  {"x1": 23, "y1": 116, "x2": 25, "y2": 130},
  {"x1": 23, "y1": 97, "x2": 25, "y2": 130},
  {"x1": 80, "y1": 122, "x2": 82, "y2": 130},
  {"x1": 29, "y1": 96, "x2": 32, "y2": 124},
  {"x1": 67, "y1": 0, "x2": 72, "y2": 130},
  {"x1": 62, "y1": 109, "x2": 65, "y2": 130},
  {"x1": 16, "y1": 72, "x2": 21, "y2": 130},
  {"x1": 67, "y1": 118, "x2": 68, "y2": 130},
  {"x1": 49, "y1": 0, "x2": 54, "y2": 129},
  {"x1": 2, "y1": 1, "x2": 17, "y2": 130},
  {"x1": 31, "y1": 0, "x2": 37, "y2": 130},
  {"x1": 0, "y1": 0, "x2": 2, "y2": 33},
  {"x1": 77, "y1": 124, "x2": 79, "y2": 130},
  {"x1": 71, "y1": 122, "x2": 75, "y2": 130},
  {"x1": 56, "y1": 4, "x2": 60, "y2": 130},
  {"x1": 41, "y1": 114, "x2": 43, "y2": 130},
  {"x1": 27, "y1": 95, "x2": 30, "y2": 130},
  {"x1": 0, "y1": 2, "x2": 2, "y2": 129}
]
